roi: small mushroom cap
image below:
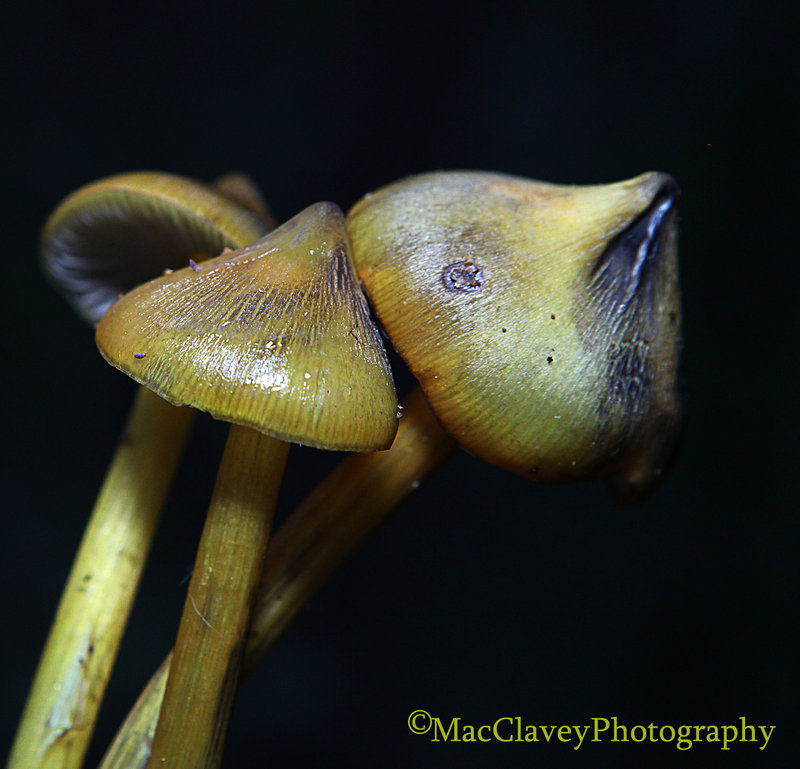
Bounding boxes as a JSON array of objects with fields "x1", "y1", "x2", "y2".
[
  {"x1": 347, "y1": 170, "x2": 684, "y2": 501},
  {"x1": 41, "y1": 171, "x2": 269, "y2": 324},
  {"x1": 96, "y1": 202, "x2": 398, "y2": 452},
  {"x1": 212, "y1": 171, "x2": 277, "y2": 225}
]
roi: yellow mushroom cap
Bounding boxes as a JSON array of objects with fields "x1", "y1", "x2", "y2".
[
  {"x1": 347, "y1": 170, "x2": 684, "y2": 501},
  {"x1": 96, "y1": 201, "x2": 398, "y2": 452},
  {"x1": 212, "y1": 171, "x2": 277, "y2": 224},
  {"x1": 41, "y1": 171, "x2": 269, "y2": 324}
]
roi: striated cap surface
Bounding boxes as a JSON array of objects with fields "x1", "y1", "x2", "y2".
[{"x1": 97, "y1": 202, "x2": 398, "y2": 451}]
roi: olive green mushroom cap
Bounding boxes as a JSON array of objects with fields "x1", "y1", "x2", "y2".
[
  {"x1": 96, "y1": 201, "x2": 399, "y2": 452},
  {"x1": 41, "y1": 171, "x2": 270, "y2": 324},
  {"x1": 347, "y1": 170, "x2": 684, "y2": 501}
]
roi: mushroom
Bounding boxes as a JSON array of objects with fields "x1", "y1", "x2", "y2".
[
  {"x1": 347, "y1": 170, "x2": 684, "y2": 502},
  {"x1": 96, "y1": 168, "x2": 685, "y2": 767},
  {"x1": 212, "y1": 171, "x2": 276, "y2": 223},
  {"x1": 94, "y1": 201, "x2": 398, "y2": 767},
  {"x1": 41, "y1": 170, "x2": 272, "y2": 324},
  {"x1": 9, "y1": 172, "x2": 269, "y2": 769}
]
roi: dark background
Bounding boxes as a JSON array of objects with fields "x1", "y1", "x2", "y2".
[{"x1": 2, "y1": 1, "x2": 797, "y2": 767}]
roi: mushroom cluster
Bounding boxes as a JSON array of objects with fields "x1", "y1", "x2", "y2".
[{"x1": 11, "y1": 167, "x2": 685, "y2": 769}]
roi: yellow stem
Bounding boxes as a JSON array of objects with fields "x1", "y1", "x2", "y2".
[
  {"x1": 98, "y1": 388, "x2": 455, "y2": 769},
  {"x1": 145, "y1": 425, "x2": 288, "y2": 769},
  {"x1": 7, "y1": 387, "x2": 194, "y2": 769},
  {"x1": 246, "y1": 387, "x2": 455, "y2": 669}
]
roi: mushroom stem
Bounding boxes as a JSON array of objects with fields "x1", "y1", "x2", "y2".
[
  {"x1": 7, "y1": 387, "x2": 194, "y2": 769},
  {"x1": 145, "y1": 425, "x2": 289, "y2": 769},
  {"x1": 246, "y1": 387, "x2": 454, "y2": 671},
  {"x1": 98, "y1": 388, "x2": 455, "y2": 769}
]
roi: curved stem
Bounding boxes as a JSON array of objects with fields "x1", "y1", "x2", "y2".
[
  {"x1": 245, "y1": 387, "x2": 455, "y2": 668},
  {"x1": 8, "y1": 387, "x2": 194, "y2": 769},
  {"x1": 145, "y1": 426, "x2": 289, "y2": 769},
  {"x1": 98, "y1": 388, "x2": 455, "y2": 769}
]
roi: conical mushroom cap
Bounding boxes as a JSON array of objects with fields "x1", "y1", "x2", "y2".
[
  {"x1": 96, "y1": 202, "x2": 398, "y2": 452},
  {"x1": 41, "y1": 171, "x2": 269, "y2": 324},
  {"x1": 347, "y1": 171, "x2": 684, "y2": 501}
]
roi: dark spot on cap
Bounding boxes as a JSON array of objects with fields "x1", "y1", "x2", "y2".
[
  {"x1": 546, "y1": 356, "x2": 554, "y2": 364},
  {"x1": 442, "y1": 261, "x2": 484, "y2": 292},
  {"x1": 550, "y1": 313, "x2": 556, "y2": 320},
  {"x1": 501, "y1": 327, "x2": 507, "y2": 333},
  {"x1": 326, "y1": 245, "x2": 351, "y2": 296}
]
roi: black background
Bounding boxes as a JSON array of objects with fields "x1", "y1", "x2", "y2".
[{"x1": 2, "y1": 1, "x2": 797, "y2": 767}]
